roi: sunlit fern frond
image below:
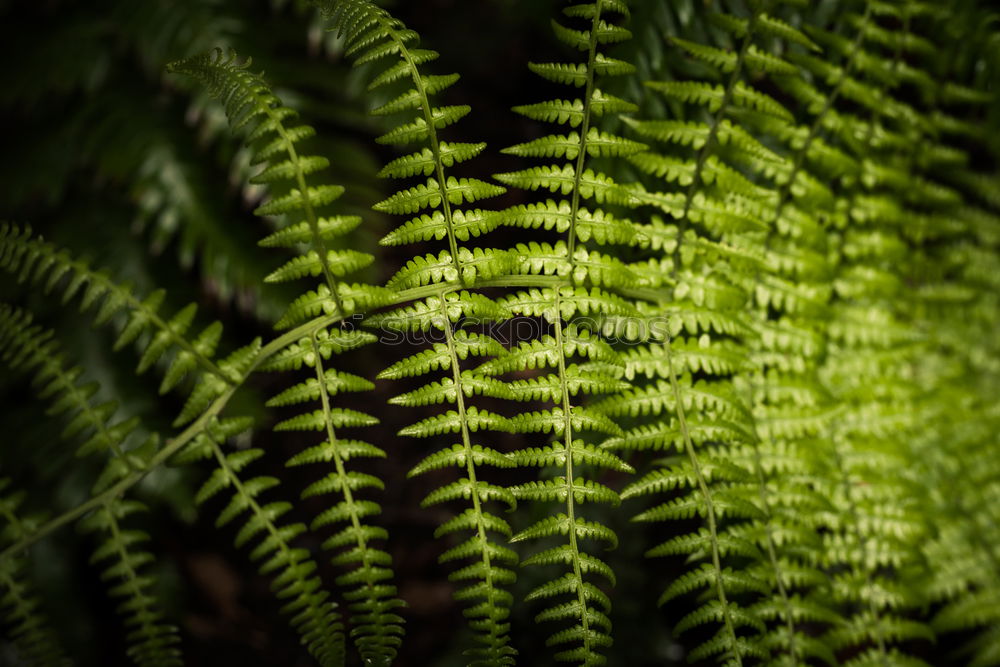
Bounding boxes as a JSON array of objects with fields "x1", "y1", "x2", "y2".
[{"x1": 169, "y1": 46, "x2": 404, "y2": 665}]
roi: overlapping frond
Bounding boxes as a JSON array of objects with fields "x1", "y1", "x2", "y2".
[
  {"x1": 169, "y1": 46, "x2": 403, "y2": 664},
  {"x1": 0, "y1": 223, "x2": 235, "y2": 429},
  {"x1": 490, "y1": 2, "x2": 641, "y2": 663},
  {"x1": 607, "y1": 5, "x2": 822, "y2": 663},
  {"x1": 0, "y1": 304, "x2": 181, "y2": 666},
  {"x1": 79, "y1": 493, "x2": 183, "y2": 667},
  {"x1": 315, "y1": 1, "x2": 519, "y2": 662}
]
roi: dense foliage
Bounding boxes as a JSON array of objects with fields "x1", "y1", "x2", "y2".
[{"x1": 1, "y1": 0, "x2": 999, "y2": 665}]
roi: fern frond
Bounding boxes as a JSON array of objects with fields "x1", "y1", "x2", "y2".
[
  {"x1": 0, "y1": 223, "x2": 234, "y2": 408},
  {"x1": 171, "y1": 45, "x2": 405, "y2": 663},
  {"x1": 78, "y1": 494, "x2": 182, "y2": 667},
  {"x1": 608, "y1": 6, "x2": 863, "y2": 662},
  {"x1": 379, "y1": 209, "x2": 501, "y2": 247},
  {"x1": 499, "y1": 201, "x2": 641, "y2": 246},
  {"x1": 387, "y1": 248, "x2": 514, "y2": 291},
  {"x1": 316, "y1": 2, "x2": 525, "y2": 659},
  {"x1": 0, "y1": 305, "x2": 141, "y2": 462},
  {"x1": 196, "y1": 418, "x2": 346, "y2": 666},
  {"x1": 167, "y1": 48, "x2": 368, "y2": 321},
  {"x1": 365, "y1": 292, "x2": 509, "y2": 332},
  {"x1": 275, "y1": 283, "x2": 392, "y2": 331},
  {"x1": 0, "y1": 305, "x2": 182, "y2": 665},
  {"x1": 378, "y1": 331, "x2": 504, "y2": 380},
  {"x1": 487, "y1": 3, "x2": 651, "y2": 660}
]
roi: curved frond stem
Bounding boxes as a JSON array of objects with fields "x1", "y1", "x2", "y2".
[
  {"x1": 0, "y1": 480, "x2": 72, "y2": 666},
  {"x1": 364, "y1": 273, "x2": 660, "y2": 303},
  {"x1": 102, "y1": 499, "x2": 143, "y2": 591},
  {"x1": 0, "y1": 385, "x2": 238, "y2": 563},
  {"x1": 95, "y1": 498, "x2": 181, "y2": 665},
  {"x1": 0, "y1": 562, "x2": 69, "y2": 667},
  {"x1": 204, "y1": 428, "x2": 343, "y2": 665},
  {"x1": 0, "y1": 305, "x2": 339, "y2": 560},
  {"x1": 0, "y1": 283, "x2": 500, "y2": 563},
  {"x1": 206, "y1": 440, "x2": 286, "y2": 562},
  {"x1": 0, "y1": 311, "x2": 134, "y2": 468},
  {"x1": 109, "y1": 291, "x2": 230, "y2": 383},
  {"x1": 307, "y1": 332, "x2": 402, "y2": 660},
  {"x1": 272, "y1": 111, "x2": 346, "y2": 317},
  {"x1": 0, "y1": 273, "x2": 609, "y2": 563},
  {"x1": 167, "y1": 50, "x2": 348, "y2": 316},
  {"x1": 663, "y1": 334, "x2": 743, "y2": 666},
  {"x1": 309, "y1": 335, "x2": 367, "y2": 551}
]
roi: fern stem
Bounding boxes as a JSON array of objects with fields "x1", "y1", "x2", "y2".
[
  {"x1": 270, "y1": 110, "x2": 346, "y2": 317},
  {"x1": 101, "y1": 281, "x2": 230, "y2": 383},
  {"x1": 57, "y1": 382, "x2": 131, "y2": 465},
  {"x1": 309, "y1": 333, "x2": 368, "y2": 547},
  {"x1": 566, "y1": 2, "x2": 605, "y2": 267},
  {"x1": 204, "y1": 433, "x2": 343, "y2": 663},
  {"x1": 2, "y1": 226, "x2": 228, "y2": 384},
  {"x1": 308, "y1": 332, "x2": 393, "y2": 651},
  {"x1": 12, "y1": 330, "x2": 135, "y2": 467},
  {"x1": 128, "y1": 297, "x2": 229, "y2": 383},
  {"x1": 99, "y1": 499, "x2": 169, "y2": 655},
  {"x1": 0, "y1": 274, "x2": 572, "y2": 562},
  {"x1": 381, "y1": 18, "x2": 461, "y2": 274},
  {"x1": 663, "y1": 335, "x2": 743, "y2": 666},
  {"x1": 552, "y1": 293, "x2": 595, "y2": 658},
  {"x1": 0, "y1": 305, "x2": 349, "y2": 561},
  {"x1": 0, "y1": 569, "x2": 31, "y2": 624},
  {"x1": 0, "y1": 271, "x2": 644, "y2": 565},
  {"x1": 0, "y1": 562, "x2": 66, "y2": 665},
  {"x1": 207, "y1": 439, "x2": 286, "y2": 557},
  {"x1": 128, "y1": 297, "x2": 230, "y2": 383},
  {"x1": 413, "y1": 274, "x2": 667, "y2": 303}
]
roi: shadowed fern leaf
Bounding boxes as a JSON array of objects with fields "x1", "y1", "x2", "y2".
[
  {"x1": 0, "y1": 223, "x2": 235, "y2": 429},
  {"x1": 0, "y1": 476, "x2": 72, "y2": 667},
  {"x1": 0, "y1": 304, "x2": 181, "y2": 666}
]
